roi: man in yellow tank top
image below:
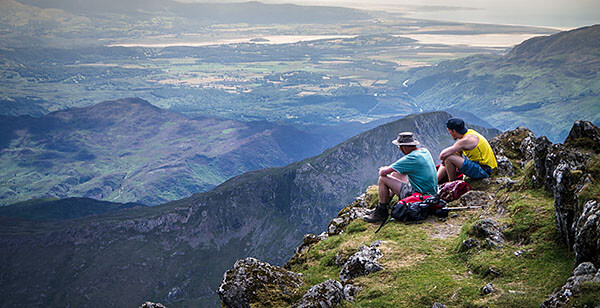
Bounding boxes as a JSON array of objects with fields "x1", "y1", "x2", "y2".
[{"x1": 438, "y1": 118, "x2": 497, "y2": 182}]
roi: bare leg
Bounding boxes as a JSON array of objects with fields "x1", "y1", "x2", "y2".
[
  {"x1": 443, "y1": 155, "x2": 465, "y2": 182},
  {"x1": 378, "y1": 173, "x2": 409, "y2": 204},
  {"x1": 437, "y1": 165, "x2": 448, "y2": 183}
]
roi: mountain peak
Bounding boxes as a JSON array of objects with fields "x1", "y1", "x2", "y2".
[{"x1": 506, "y1": 24, "x2": 600, "y2": 64}]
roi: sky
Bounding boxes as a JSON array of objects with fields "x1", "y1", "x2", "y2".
[{"x1": 257, "y1": 0, "x2": 600, "y2": 29}]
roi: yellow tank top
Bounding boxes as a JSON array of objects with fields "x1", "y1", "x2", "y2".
[{"x1": 462, "y1": 129, "x2": 497, "y2": 169}]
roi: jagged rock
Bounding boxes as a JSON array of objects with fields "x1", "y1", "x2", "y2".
[
  {"x1": 296, "y1": 234, "x2": 322, "y2": 255},
  {"x1": 218, "y1": 257, "x2": 303, "y2": 308},
  {"x1": 339, "y1": 241, "x2": 384, "y2": 283},
  {"x1": 545, "y1": 143, "x2": 592, "y2": 247},
  {"x1": 494, "y1": 155, "x2": 515, "y2": 177},
  {"x1": 140, "y1": 302, "x2": 168, "y2": 308},
  {"x1": 471, "y1": 219, "x2": 506, "y2": 248},
  {"x1": 343, "y1": 284, "x2": 361, "y2": 302},
  {"x1": 459, "y1": 191, "x2": 493, "y2": 208},
  {"x1": 532, "y1": 136, "x2": 552, "y2": 188},
  {"x1": 285, "y1": 234, "x2": 324, "y2": 269},
  {"x1": 540, "y1": 262, "x2": 600, "y2": 308},
  {"x1": 432, "y1": 303, "x2": 447, "y2": 308},
  {"x1": 327, "y1": 198, "x2": 371, "y2": 236},
  {"x1": 520, "y1": 135, "x2": 537, "y2": 165},
  {"x1": 573, "y1": 200, "x2": 600, "y2": 266},
  {"x1": 490, "y1": 126, "x2": 535, "y2": 160},
  {"x1": 481, "y1": 283, "x2": 495, "y2": 295},
  {"x1": 328, "y1": 218, "x2": 346, "y2": 235},
  {"x1": 459, "y1": 238, "x2": 480, "y2": 252},
  {"x1": 564, "y1": 120, "x2": 600, "y2": 152},
  {"x1": 292, "y1": 279, "x2": 344, "y2": 308}
]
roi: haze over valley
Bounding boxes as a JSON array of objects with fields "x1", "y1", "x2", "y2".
[{"x1": 0, "y1": 1, "x2": 599, "y2": 307}]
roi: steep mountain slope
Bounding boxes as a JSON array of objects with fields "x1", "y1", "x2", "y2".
[
  {"x1": 0, "y1": 197, "x2": 146, "y2": 220},
  {"x1": 400, "y1": 25, "x2": 600, "y2": 142},
  {"x1": 0, "y1": 98, "x2": 338, "y2": 205},
  {"x1": 0, "y1": 111, "x2": 499, "y2": 307}
]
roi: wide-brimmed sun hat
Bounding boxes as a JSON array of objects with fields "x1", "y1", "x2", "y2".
[{"x1": 392, "y1": 132, "x2": 420, "y2": 146}]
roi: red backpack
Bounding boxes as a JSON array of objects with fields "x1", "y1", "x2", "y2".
[{"x1": 439, "y1": 180, "x2": 472, "y2": 202}]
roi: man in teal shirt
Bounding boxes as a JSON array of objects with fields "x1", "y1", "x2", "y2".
[{"x1": 363, "y1": 132, "x2": 438, "y2": 223}]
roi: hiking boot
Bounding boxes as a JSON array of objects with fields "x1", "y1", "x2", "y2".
[{"x1": 363, "y1": 203, "x2": 389, "y2": 223}]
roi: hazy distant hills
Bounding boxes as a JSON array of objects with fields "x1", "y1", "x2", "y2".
[
  {"x1": 14, "y1": 0, "x2": 371, "y2": 24},
  {"x1": 0, "y1": 111, "x2": 498, "y2": 307},
  {"x1": 0, "y1": 98, "x2": 351, "y2": 206},
  {"x1": 400, "y1": 25, "x2": 600, "y2": 141}
]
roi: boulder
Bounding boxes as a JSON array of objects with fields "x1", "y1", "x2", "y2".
[
  {"x1": 343, "y1": 284, "x2": 361, "y2": 302},
  {"x1": 459, "y1": 190, "x2": 493, "y2": 208},
  {"x1": 540, "y1": 262, "x2": 600, "y2": 308},
  {"x1": 471, "y1": 219, "x2": 506, "y2": 249},
  {"x1": 218, "y1": 257, "x2": 303, "y2": 308},
  {"x1": 494, "y1": 155, "x2": 515, "y2": 177},
  {"x1": 292, "y1": 279, "x2": 345, "y2": 308},
  {"x1": 573, "y1": 200, "x2": 600, "y2": 266},
  {"x1": 459, "y1": 238, "x2": 480, "y2": 252},
  {"x1": 564, "y1": 120, "x2": 600, "y2": 152},
  {"x1": 339, "y1": 241, "x2": 384, "y2": 283},
  {"x1": 489, "y1": 126, "x2": 535, "y2": 160}
]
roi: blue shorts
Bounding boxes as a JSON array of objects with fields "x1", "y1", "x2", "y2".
[{"x1": 458, "y1": 156, "x2": 492, "y2": 179}]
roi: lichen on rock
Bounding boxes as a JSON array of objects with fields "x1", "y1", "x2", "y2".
[
  {"x1": 218, "y1": 257, "x2": 303, "y2": 308},
  {"x1": 540, "y1": 262, "x2": 600, "y2": 308},
  {"x1": 339, "y1": 241, "x2": 384, "y2": 283},
  {"x1": 292, "y1": 279, "x2": 345, "y2": 308}
]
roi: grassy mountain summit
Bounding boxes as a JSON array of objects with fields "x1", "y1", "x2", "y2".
[
  {"x1": 400, "y1": 25, "x2": 600, "y2": 142},
  {"x1": 0, "y1": 111, "x2": 497, "y2": 307}
]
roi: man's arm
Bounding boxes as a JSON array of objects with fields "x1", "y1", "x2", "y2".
[
  {"x1": 379, "y1": 166, "x2": 395, "y2": 176},
  {"x1": 439, "y1": 135, "x2": 479, "y2": 160}
]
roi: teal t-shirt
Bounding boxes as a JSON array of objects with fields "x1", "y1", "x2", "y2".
[{"x1": 390, "y1": 148, "x2": 438, "y2": 195}]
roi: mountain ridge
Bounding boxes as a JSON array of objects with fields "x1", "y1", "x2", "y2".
[
  {"x1": 0, "y1": 111, "x2": 499, "y2": 307},
  {"x1": 0, "y1": 97, "x2": 356, "y2": 206}
]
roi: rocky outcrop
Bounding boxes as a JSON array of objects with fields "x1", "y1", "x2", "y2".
[
  {"x1": 492, "y1": 121, "x2": 599, "y2": 267},
  {"x1": 573, "y1": 200, "x2": 600, "y2": 266},
  {"x1": 217, "y1": 258, "x2": 304, "y2": 308},
  {"x1": 292, "y1": 279, "x2": 345, "y2": 308},
  {"x1": 458, "y1": 190, "x2": 493, "y2": 208},
  {"x1": 470, "y1": 219, "x2": 506, "y2": 249},
  {"x1": 540, "y1": 262, "x2": 600, "y2": 308},
  {"x1": 339, "y1": 241, "x2": 384, "y2": 283},
  {"x1": 529, "y1": 121, "x2": 599, "y2": 255},
  {"x1": 327, "y1": 195, "x2": 371, "y2": 236}
]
